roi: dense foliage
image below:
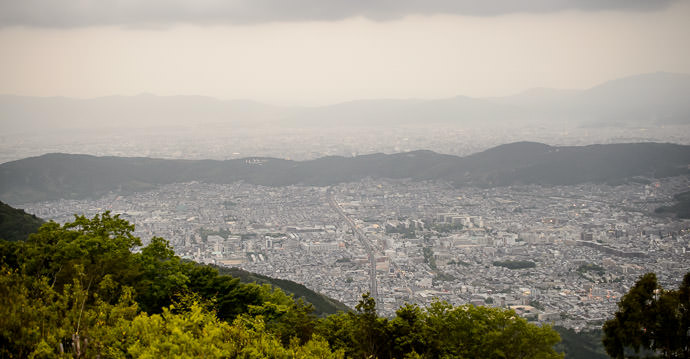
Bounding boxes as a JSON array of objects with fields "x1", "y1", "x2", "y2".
[
  {"x1": 553, "y1": 327, "x2": 607, "y2": 359},
  {"x1": 317, "y1": 294, "x2": 563, "y2": 359},
  {"x1": 655, "y1": 190, "x2": 690, "y2": 219},
  {"x1": 217, "y1": 266, "x2": 350, "y2": 316},
  {"x1": 577, "y1": 263, "x2": 605, "y2": 276},
  {"x1": 603, "y1": 272, "x2": 690, "y2": 358},
  {"x1": 0, "y1": 201, "x2": 44, "y2": 242},
  {"x1": 0, "y1": 212, "x2": 564, "y2": 358}
]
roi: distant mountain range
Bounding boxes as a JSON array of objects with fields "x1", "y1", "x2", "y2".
[
  {"x1": 1, "y1": 141, "x2": 688, "y2": 204},
  {"x1": 1, "y1": 72, "x2": 689, "y2": 133},
  {"x1": 489, "y1": 72, "x2": 690, "y2": 127}
]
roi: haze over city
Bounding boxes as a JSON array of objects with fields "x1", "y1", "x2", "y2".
[
  {"x1": 1, "y1": 1, "x2": 690, "y2": 358},
  {"x1": 1, "y1": 0, "x2": 689, "y2": 106}
]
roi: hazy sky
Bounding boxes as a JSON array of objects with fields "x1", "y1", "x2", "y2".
[{"x1": 1, "y1": 0, "x2": 689, "y2": 106}]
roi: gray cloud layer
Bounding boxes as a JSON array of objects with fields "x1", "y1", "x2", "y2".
[{"x1": 0, "y1": 0, "x2": 677, "y2": 27}]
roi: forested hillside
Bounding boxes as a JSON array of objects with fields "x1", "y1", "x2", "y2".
[
  {"x1": 0, "y1": 200, "x2": 44, "y2": 241},
  {"x1": 217, "y1": 266, "x2": 350, "y2": 316},
  {"x1": 655, "y1": 190, "x2": 690, "y2": 219},
  {"x1": 2, "y1": 142, "x2": 688, "y2": 204},
  {"x1": 554, "y1": 327, "x2": 607, "y2": 359}
]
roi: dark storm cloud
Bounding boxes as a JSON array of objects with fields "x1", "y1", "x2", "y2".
[{"x1": 0, "y1": 0, "x2": 677, "y2": 27}]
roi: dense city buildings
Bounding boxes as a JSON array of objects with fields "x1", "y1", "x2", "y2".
[{"x1": 23, "y1": 175, "x2": 690, "y2": 331}]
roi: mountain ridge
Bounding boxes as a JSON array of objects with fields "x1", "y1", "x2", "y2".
[
  {"x1": 1, "y1": 141, "x2": 688, "y2": 204},
  {"x1": 2, "y1": 71, "x2": 689, "y2": 132}
]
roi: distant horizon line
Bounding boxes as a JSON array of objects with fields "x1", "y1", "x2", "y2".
[
  {"x1": 15, "y1": 140, "x2": 687, "y2": 163},
  {"x1": 1, "y1": 70, "x2": 687, "y2": 108}
]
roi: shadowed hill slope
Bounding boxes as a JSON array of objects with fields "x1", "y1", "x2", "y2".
[
  {"x1": 215, "y1": 266, "x2": 350, "y2": 316},
  {"x1": 0, "y1": 201, "x2": 44, "y2": 241},
  {"x1": 1, "y1": 142, "x2": 688, "y2": 204}
]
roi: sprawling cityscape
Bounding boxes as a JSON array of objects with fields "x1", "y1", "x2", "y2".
[
  {"x1": 23, "y1": 172, "x2": 690, "y2": 331},
  {"x1": 4, "y1": 0, "x2": 690, "y2": 356}
]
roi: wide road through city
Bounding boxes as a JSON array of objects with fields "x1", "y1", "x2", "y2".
[{"x1": 327, "y1": 188, "x2": 379, "y2": 302}]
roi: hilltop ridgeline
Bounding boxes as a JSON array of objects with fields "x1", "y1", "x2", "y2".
[
  {"x1": 0, "y1": 200, "x2": 44, "y2": 241},
  {"x1": 3, "y1": 72, "x2": 689, "y2": 133},
  {"x1": 1, "y1": 141, "x2": 689, "y2": 203}
]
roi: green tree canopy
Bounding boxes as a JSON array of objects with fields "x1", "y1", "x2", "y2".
[
  {"x1": 0, "y1": 212, "x2": 342, "y2": 358},
  {"x1": 317, "y1": 293, "x2": 563, "y2": 359},
  {"x1": 603, "y1": 272, "x2": 690, "y2": 358}
]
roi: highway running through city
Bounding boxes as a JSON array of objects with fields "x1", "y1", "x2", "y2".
[{"x1": 327, "y1": 187, "x2": 379, "y2": 303}]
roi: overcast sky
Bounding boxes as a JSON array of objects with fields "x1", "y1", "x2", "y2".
[{"x1": 1, "y1": 0, "x2": 688, "y2": 106}]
